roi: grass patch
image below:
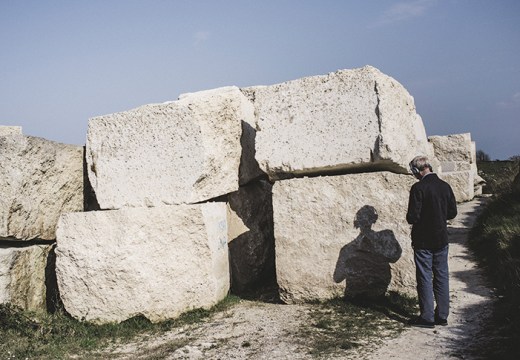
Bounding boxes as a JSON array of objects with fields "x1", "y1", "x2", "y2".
[
  {"x1": 302, "y1": 292, "x2": 417, "y2": 357},
  {"x1": 0, "y1": 294, "x2": 241, "y2": 359},
  {"x1": 468, "y1": 192, "x2": 520, "y2": 359},
  {"x1": 477, "y1": 160, "x2": 519, "y2": 194}
]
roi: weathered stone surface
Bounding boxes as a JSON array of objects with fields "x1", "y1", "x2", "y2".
[
  {"x1": 0, "y1": 126, "x2": 22, "y2": 136},
  {"x1": 0, "y1": 244, "x2": 53, "y2": 311},
  {"x1": 430, "y1": 133, "x2": 479, "y2": 201},
  {"x1": 55, "y1": 203, "x2": 230, "y2": 324},
  {"x1": 242, "y1": 66, "x2": 432, "y2": 180},
  {"x1": 272, "y1": 172, "x2": 417, "y2": 303},
  {"x1": 439, "y1": 171, "x2": 475, "y2": 202},
  {"x1": 0, "y1": 131, "x2": 84, "y2": 241},
  {"x1": 440, "y1": 161, "x2": 472, "y2": 173},
  {"x1": 87, "y1": 86, "x2": 257, "y2": 210},
  {"x1": 228, "y1": 180, "x2": 275, "y2": 294},
  {"x1": 429, "y1": 133, "x2": 473, "y2": 163}
]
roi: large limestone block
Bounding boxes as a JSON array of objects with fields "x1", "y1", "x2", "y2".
[
  {"x1": 273, "y1": 172, "x2": 417, "y2": 303},
  {"x1": 55, "y1": 203, "x2": 230, "y2": 324},
  {"x1": 87, "y1": 86, "x2": 257, "y2": 210},
  {"x1": 429, "y1": 133, "x2": 473, "y2": 163},
  {"x1": 0, "y1": 244, "x2": 53, "y2": 311},
  {"x1": 227, "y1": 180, "x2": 275, "y2": 294},
  {"x1": 0, "y1": 130, "x2": 84, "y2": 241},
  {"x1": 439, "y1": 171, "x2": 475, "y2": 202},
  {"x1": 242, "y1": 65, "x2": 432, "y2": 179}
]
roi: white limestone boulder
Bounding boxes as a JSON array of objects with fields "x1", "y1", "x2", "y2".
[
  {"x1": 0, "y1": 244, "x2": 53, "y2": 311},
  {"x1": 0, "y1": 129, "x2": 84, "y2": 241},
  {"x1": 272, "y1": 172, "x2": 417, "y2": 303},
  {"x1": 55, "y1": 203, "x2": 230, "y2": 324},
  {"x1": 430, "y1": 133, "x2": 478, "y2": 201},
  {"x1": 429, "y1": 133, "x2": 473, "y2": 163},
  {"x1": 242, "y1": 66, "x2": 432, "y2": 179},
  {"x1": 86, "y1": 86, "x2": 257, "y2": 210}
]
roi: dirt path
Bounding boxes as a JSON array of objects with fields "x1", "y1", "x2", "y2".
[{"x1": 100, "y1": 198, "x2": 493, "y2": 360}]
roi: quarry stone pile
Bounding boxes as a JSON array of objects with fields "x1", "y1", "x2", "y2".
[
  {"x1": 272, "y1": 172, "x2": 417, "y2": 303},
  {"x1": 86, "y1": 86, "x2": 257, "y2": 210},
  {"x1": 1, "y1": 66, "x2": 482, "y2": 322},
  {"x1": 242, "y1": 65, "x2": 434, "y2": 180},
  {"x1": 429, "y1": 133, "x2": 484, "y2": 201},
  {"x1": 56, "y1": 203, "x2": 231, "y2": 324}
]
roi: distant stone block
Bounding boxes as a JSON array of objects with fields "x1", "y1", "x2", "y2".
[
  {"x1": 242, "y1": 66, "x2": 433, "y2": 180},
  {"x1": 87, "y1": 86, "x2": 257, "y2": 210},
  {"x1": 429, "y1": 133, "x2": 473, "y2": 163},
  {"x1": 440, "y1": 161, "x2": 472, "y2": 173},
  {"x1": 55, "y1": 203, "x2": 230, "y2": 324},
  {"x1": 439, "y1": 171, "x2": 475, "y2": 202}
]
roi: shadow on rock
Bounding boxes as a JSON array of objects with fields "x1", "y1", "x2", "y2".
[{"x1": 333, "y1": 205, "x2": 402, "y2": 299}]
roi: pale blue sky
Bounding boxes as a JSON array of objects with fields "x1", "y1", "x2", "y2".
[{"x1": 1, "y1": 0, "x2": 519, "y2": 159}]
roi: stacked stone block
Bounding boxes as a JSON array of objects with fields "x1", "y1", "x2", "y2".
[{"x1": 0, "y1": 126, "x2": 84, "y2": 311}]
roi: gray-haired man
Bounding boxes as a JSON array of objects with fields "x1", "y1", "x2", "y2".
[{"x1": 406, "y1": 155, "x2": 457, "y2": 328}]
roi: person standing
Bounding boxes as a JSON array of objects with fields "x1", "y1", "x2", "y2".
[{"x1": 406, "y1": 155, "x2": 457, "y2": 328}]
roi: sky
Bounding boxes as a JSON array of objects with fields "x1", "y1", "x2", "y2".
[{"x1": 1, "y1": 0, "x2": 519, "y2": 160}]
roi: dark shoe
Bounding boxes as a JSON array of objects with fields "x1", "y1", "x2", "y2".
[
  {"x1": 408, "y1": 316, "x2": 435, "y2": 329},
  {"x1": 435, "y1": 317, "x2": 448, "y2": 326}
]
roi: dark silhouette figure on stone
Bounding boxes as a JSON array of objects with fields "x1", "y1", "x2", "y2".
[{"x1": 333, "y1": 205, "x2": 402, "y2": 298}]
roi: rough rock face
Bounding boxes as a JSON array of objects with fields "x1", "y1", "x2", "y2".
[
  {"x1": 55, "y1": 203, "x2": 230, "y2": 324},
  {"x1": 429, "y1": 133, "x2": 473, "y2": 163},
  {"x1": 272, "y1": 172, "x2": 417, "y2": 303},
  {"x1": 227, "y1": 180, "x2": 275, "y2": 294},
  {"x1": 439, "y1": 171, "x2": 475, "y2": 202},
  {"x1": 242, "y1": 66, "x2": 432, "y2": 180},
  {"x1": 0, "y1": 245, "x2": 53, "y2": 311},
  {"x1": 87, "y1": 86, "x2": 257, "y2": 210},
  {"x1": 0, "y1": 130, "x2": 84, "y2": 240}
]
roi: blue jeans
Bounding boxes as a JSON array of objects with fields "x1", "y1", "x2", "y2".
[{"x1": 414, "y1": 245, "x2": 449, "y2": 322}]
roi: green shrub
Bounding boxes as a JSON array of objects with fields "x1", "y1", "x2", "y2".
[{"x1": 477, "y1": 160, "x2": 519, "y2": 194}]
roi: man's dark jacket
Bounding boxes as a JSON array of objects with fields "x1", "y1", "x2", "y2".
[{"x1": 406, "y1": 173, "x2": 458, "y2": 250}]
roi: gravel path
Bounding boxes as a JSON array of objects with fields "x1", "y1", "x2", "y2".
[{"x1": 99, "y1": 197, "x2": 493, "y2": 360}]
